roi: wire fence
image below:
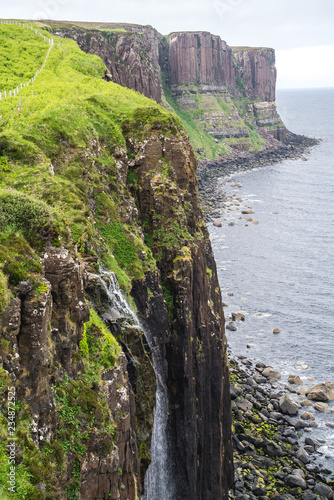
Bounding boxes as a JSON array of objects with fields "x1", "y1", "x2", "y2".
[{"x1": 0, "y1": 19, "x2": 54, "y2": 100}]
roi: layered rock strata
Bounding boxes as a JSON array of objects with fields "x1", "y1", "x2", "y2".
[{"x1": 49, "y1": 21, "x2": 287, "y2": 158}]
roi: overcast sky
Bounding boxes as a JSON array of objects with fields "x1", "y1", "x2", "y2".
[{"x1": 2, "y1": 0, "x2": 334, "y2": 88}]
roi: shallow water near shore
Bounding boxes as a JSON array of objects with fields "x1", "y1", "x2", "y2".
[{"x1": 209, "y1": 88, "x2": 334, "y2": 472}]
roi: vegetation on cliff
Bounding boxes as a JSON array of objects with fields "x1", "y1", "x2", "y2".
[
  {"x1": 0, "y1": 21, "x2": 233, "y2": 500},
  {"x1": 0, "y1": 22, "x2": 180, "y2": 499}
]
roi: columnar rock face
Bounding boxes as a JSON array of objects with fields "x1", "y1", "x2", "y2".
[
  {"x1": 126, "y1": 131, "x2": 234, "y2": 499},
  {"x1": 51, "y1": 21, "x2": 287, "y2": 157},
  {"x1": 232, "y1": 47, "x2": 277, "y2": 102},
  {"x1": 168, "y1": 31, "x2": 235, "y2": 89}
]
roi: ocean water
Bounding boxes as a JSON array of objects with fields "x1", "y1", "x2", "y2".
[{"x1": 209, "y1": 88, "x2": 334, "y2": 472}]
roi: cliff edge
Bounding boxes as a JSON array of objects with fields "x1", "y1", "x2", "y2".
[
  {"x1": 46, "y1": 21, "x2": 288, "y2": 160},
  {"x1": 0, "y1": 22, "x2": 233, "y2": 499}
]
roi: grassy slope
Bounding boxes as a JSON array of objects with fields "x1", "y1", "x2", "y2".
[
  {"x1": 162, "y1": 81, "x2": 266, "y2": 160},
  {"x1": 0, "y1": 22, "x2": 182, "y2": 290},
  {"x1": 0, "y1": 22, "x2": 181, "y2": 499},
  {"x1": 0, "y1": 23, "x2": 50, "y2": 91}
]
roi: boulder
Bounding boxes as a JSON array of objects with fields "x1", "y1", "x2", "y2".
[
  {"x1": 301, "y1": 491, "x2": 317, "y2": 500},
  {"x1": 300, "y1": 400, "x2": 313, "y2": 407},
  {"x1": 273, "y1": 328, "x2": 281, "y2": 334},
  {"x1": 296, "y1": 447, "x2": 310, "y2": 464},
  {"x1": 213, "y1": 219, "x2": 222, "y2": 227},
  {"x1": 285, "y1": 473, "x2": 307, "y2": 490},
  {"x1": 254, "y1": 372, "x2": 267, "y2": 384},
  {"x1": 226, "y1": 322, "x2": 237, "y2": 331},
  {"x1": 231, "y1": 312, "x2": 245, "y2": 322},
  {"x1": 299, "y1": 386, "x2": 309, "y2": 395},
  {"x1": 263, "y1": 367, "x2": 281, "y2": 384},
  {"x1": 300, "y1": 412, "x2": 315, "y2": 421},
  {"x1": 288, "y1": 375, "x2": 303, "y2": 385},
  {"x1": 306, "y1": 383, "x2": 334, "y2": 402},
  {"x1": 325, "y1": 381, "x2": 334, "y2": 389},
  {"x1": 313, "y1": 402, "x2": 328, "y2": 412},
  {"x1": 279, "y1": 394, "x2": 300, "y2": 415},
  {"x1": 314, "y1": 483, "x2": 333, "y2": 499}
]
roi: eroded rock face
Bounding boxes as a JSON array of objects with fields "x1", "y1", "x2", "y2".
[
  {"x1": 52, "y1": 22, "x2": 286, "y2": 150},
  {"x1": 127, "y1": 132, "x2": 234, "y2": 499},
  {"x1": 59, "y1": 25, "x2": 164, "y2": 103},
  {"x1": 233, "y1": 47, "x2": 277, "y2": 102},
  {"x1": 0, "y1": 248, "x2": 140, "y2": 499},
  {"x1": 80, "y1": 353, "x2": 139, "y2": 500},
  {"x1": 168, "y1": 31, "x2": 235, "y2": 89}
]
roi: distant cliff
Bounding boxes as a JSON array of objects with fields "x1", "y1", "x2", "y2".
[
  {"x1": 167, "y1": 31, "x2": 235, "y2": 89},
  {"x1": 47, "y1": 21, "x2": 287, "y2": 160}
]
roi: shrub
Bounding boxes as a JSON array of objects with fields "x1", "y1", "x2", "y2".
[
  {"x1": 0, "y1": 189, "x2": 60, "y2": 242},
  {"x1": 0, "y1": 270, "x2": 10, "y2": 314}
]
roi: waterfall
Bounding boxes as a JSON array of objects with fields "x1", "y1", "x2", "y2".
[
  {"x1": 88, "y1": 267, "x2": 174, "y2": 499},
  {"x1": 143, "y1": 339, "x2": 175, "y2": 500}
]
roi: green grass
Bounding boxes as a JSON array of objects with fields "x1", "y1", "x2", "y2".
[
  {"x1": 0, "y1": 24, "x2": 181, "y2": 289},
  {"x1": 162, "y1": 87, "x2": 228, "y2": 159},
  {"x1": 0, "y1": 24, "x2": 51, "y2": 91},
  {"x1": 0, "y1": 306, "x2": 121, "y2": 500},
  {"x1": 0, "y1": 270, "x2": 10, "y2": 314}
]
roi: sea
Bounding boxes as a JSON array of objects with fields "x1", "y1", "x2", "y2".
[{"x1": 208, "y1": 88, "x2": 334, "y2": 473}]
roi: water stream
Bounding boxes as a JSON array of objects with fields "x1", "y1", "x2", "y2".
[{"x1": 89, "y1": 267, "x2": 174, "y2": 499}]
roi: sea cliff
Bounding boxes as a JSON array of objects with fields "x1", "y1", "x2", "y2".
[
  {"x1": 49, "y1": 21, "x2": 288, "y2": 159},
  {"x1": 0, "y1": 21, "x2": 233, "y2": 499}
]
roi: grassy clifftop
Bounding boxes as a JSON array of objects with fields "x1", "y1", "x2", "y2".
[
  {"x1": 0, "y1": 21, "x2": 182, "y2": 296},
  {"x1": 0, "y1": 23, "x2": 184, "y2": 498}
]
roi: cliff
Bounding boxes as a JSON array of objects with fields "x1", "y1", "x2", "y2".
[
  {"x1": 232, "y1": 46, "x2": 276, "y2": 102},
  {"x1": 47, "y1": 22, "x2": 287, "y2": 160},
  {"x1": 49, "y1": 21, "x2": 165, "y2": 104},
  {"x1": 0, "y1": 23, "x2": 233, "y2": 500},
  {"x1": 167, "y1": 31, "x2": 235, "y2": 89}
]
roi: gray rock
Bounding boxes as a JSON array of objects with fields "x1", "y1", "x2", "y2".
[
  {"x1": 305, "y1": 437, "x2": 321, "y2": 449},
  {"x1": 254, "y1": 372, "x2": 267, "y2": 384},
  {"x1": 285, "y1": 474, "x2": 307, "y2": 490},
  {"x1": 296, "y1": 447, "x2": 310, "y2": 464},
  {"x1": 288, "y1": 375, "x2": 303, "y2": 385},
  {"x1": 236, "y1": 399, "x2": 253, "y2": 412},
  {"x1": 306, "y1": 383, "x2": 334, "y2": 402},
  {"x1": 301, "y1": 491, "x2": 317, "y2": 500},
  {"x1": 262, "y1": 440, "x2": 284, "y2": 457},
  {"x1": 279, "y1": 394, "x2": 300, "y2": 415},
  {"x1": 226, "y1": 322, "x2": 237, "y2": 331},
  {"x1": 314, "y1": 482, "x2": 333, "y2": 498},
  {"x1": 213, "y1": 219, "x2": 222, "y2": 227},
  {"x1": 263, "y1": 366, "x2": 281, "y2": 384}
]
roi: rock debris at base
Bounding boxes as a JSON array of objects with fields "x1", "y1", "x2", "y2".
[{"x1": 229, "y1": 356, "x2": 334, "y2": 500}]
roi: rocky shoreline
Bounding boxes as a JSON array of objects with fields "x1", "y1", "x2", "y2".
[
  {"x1": 229, "y1": 354, "x2": 334, "y2": 500},
  {"x1": 198, "y1": 132, "x2": 320, "y2": 220}
]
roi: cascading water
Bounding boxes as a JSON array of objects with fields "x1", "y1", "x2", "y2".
[
  {"x1": 88, "y1": 267, "x2": 174, "y2": 499},
  {"x1": 143, "y1": 335, "x2": 174, "y2": 500}
]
